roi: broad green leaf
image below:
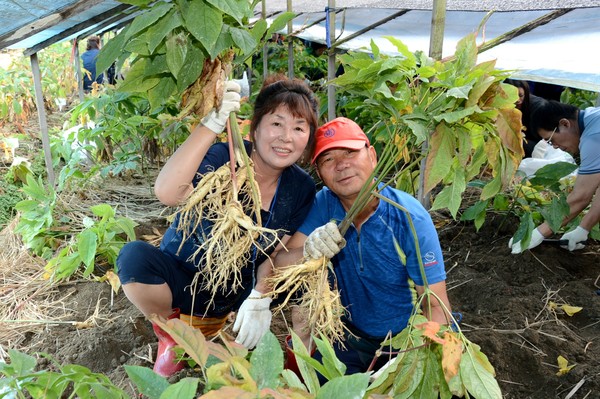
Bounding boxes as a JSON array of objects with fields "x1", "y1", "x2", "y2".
[
  {"x1": 540, "y1": 196, "x2": 570, "y2": 233},
  {"x1": 312, "y1": 334, "x2": 346, "y2": 380},
  {"x1": 266, "y1": 12, "x2": 296, "y2": 38},
  {"x1": 148, "y1": 9, "x2": 184, "y2": 53},
  {"x1": 181, "y1": 1, "x2": 222, "y2": 55},
  {"x1": 317, "y1": 373, "x2": 370, "y2": 399},
  {"x1": 159, "y1": 377, "x2": 198, "y2": 399},
  {"x1": 229, "y1": 27, "x2": 257, "y2": 57},
  {"x1": 409, "y1": 349, "x2": 441, "y2": 399},
  {"x1": 54, "y1": 252, "x2": 82, "y2": 280},
  {"x1": 460, "y1": 200, "x2": 488, "y2": 223},
  {"x1": 249, "y1": 18, "x2": 268, "y2": 43},
  {"x1": 115, "y1": 217, "x2": 138, "y2": 241},
  {"x1": 512, "y1": 213, "x2": 535, "y2": 249},
  {"x1": 431, "y1": 169, "x2": 466, "y2": 219},
  {"x1": 250, "y1": 332, "x2": 283, "y2": 390},
  {"x1": 205, "y1": 0, "x2": 251, "y2": 25},
  {"x1": 453, "y1": 33, "x2": 477, "y2": 74},
  {"x1": 390, "y1": 348, "x2": 426, "y2": 398},
  {"x1": 124, "y1": 36, "x2": 151, "y2": 56},
  {"x1": 118, "y1": 58, "x2": 161, "y2": 93},
  {"x1": 460, "y1": 346, "x2": 502, "y2": 399},
  {"x1": 7, "y1": 349, "x2": 37, "y2": 376},
  {"x1": 290, "y1": 331, "x2": 320, "y2": 394},
  {"x1": 480, "y1": 171, "x2": 502, "y2": 200},
  {"x1": 97, "y1": 26, "x2": 130, "y2": 73},
  {"x1": 148, "y1": 75, "x2": 177, "y2": 110},
  {"x1": 78, "y1": 229, "x2": 98, "y2": 271},
  {"x1": 166, "y1": 32, "x2": 188, "y2": 78},
  {"x1": 177, "y1": 41, "x2": 206, "y2": 92},
  {"x1": 446, "y1": 84, "x2": 471, "y2": 100},
  {"x1": 91, "y1": 203, "x2": 115, "y2": 219},
  {"x1": 424, "y1": 123, "x2": 454, "y2": 194},
  {"x1": 529, "y1": 162, "x2": 578, "y2": 187},
  {"x1": 434, "y1": 106, "x2": 477, "y2": 124},
  {"x1": 492, "y1": 194, "x2": 509, "y2": 211},
  {"x1": 125, "y1": 2, "x2": 173, "y2": 42},
  {"x1": 124, "y1": 365, "x2": 170, "y2": 399},
  {"x1": 466, "y1": 76, "x2": 495, "y2": 107},
  {"x1": 384, "y1": 36, "x2": 416, "y2": 63}
]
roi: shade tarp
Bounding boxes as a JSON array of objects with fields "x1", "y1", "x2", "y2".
[{"x1": 285, "y1": 7, "x2": 600, "y2": 91}]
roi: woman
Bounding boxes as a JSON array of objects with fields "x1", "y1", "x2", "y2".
[
  {"x1": 117, "y1": 75, "x2": 319, "y2": 376},
  {"x1": 81, "y1": 36, "x2": 103, "y2": 91}
]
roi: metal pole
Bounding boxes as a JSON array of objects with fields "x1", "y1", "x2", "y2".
[
  {"x1": 262, "y1": 0, "x2": 268, "y2": 79},
  {"x1": 74, "y1": 39, "x2": 84, "y2": 102},
  {"x1": 30, "y1": 53, "x2": 55, "y2": 186},
  {"x1": 327, "y1": 0, "x2": 336, "y2": 121}
]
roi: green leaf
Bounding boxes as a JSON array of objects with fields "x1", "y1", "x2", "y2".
[
  {"x1": 205, "y1": 0, "x2": 251, "y2": 25},
  {"x1": 125, "y1": 2, "x2": 173, "y2": 42},
  {"x1": 540, "y1": 196, "x2": 570, "y2": 233},
  {"x1": 391, "y1": 348, "x2": 426, "y2": 398},
  {"x1": 460, "y1": 345, "x2": 502, "y2": 399},
  {"x1": 410, "y1": 349, "x2": 442, "y2": 399},
  {"x1": 512, "y1": 213, "x2": 535, "y2": 249},
  {"x1": 529, "y1": 162, "x2": 578, "y2": 187},
  {"x1": 181, "y1": 1, "x2": 222, "y2": 55},
  {"x1": 7, "y1": 349, "x2": 37, "y2": 376},
  {"x1": 124, "y1": 35, "x2": 151, "y2": 56},
  {"x1": 78, "y1": 230, "x2": 98, "y2": 272},
  {"x1": 166, "y1": 32, "x2": 188, "y2": 78},
  {"x1": 431, "y1": 167, "x2": 466, "y2": 219},
  {"x1": 148, "y1": 75, "x2": 177, "y2": 111},
  {"x1": 176, "y1": 40, "x2": 205, "y2": 92},
  {"x1": 249, "y1": 332, "x2": 283, "y2": 390},
  {"x1": 229, "y1": 27, "x2": 257, "y2": 56},
  {"x1": 96, "y1": 26, "x2": 130, "y2": 74},
  {"x1": 159, "y1": 377, "x2": 199, "y2": 399},
  {"x1": 148, "y1": 8, "x2": 183, "y2": 53},
  {"x1": 313, "y1": 334, "x2": 346, "y2": 380},
  {"x1": 480, "y1": 171, "x2": 502, "y2": 201},
  {"x1": 115, "y1": 217, "x2": 138, "y2": 241},
  {"x1": 317, "y1": 373, "x2": 370, "y2": 399},
  {"x1": 266, "y1": 12, "x2": 296, "y2": 38},
  {"x1": 91, "y1": 204, "x2": 115, "y2": 219},
  {"x1": 290, "y1": 331, "x2": 320, "y2": 394},
  {"x1": 492, "y1": 194, "x2": 509, "y2": 211},
  {"x1": 117, "y1": 58, "x2": 161, "y2": 93},
  {"x1": 124, "y1": 365, "x2": 170, "y2": 399},
  {"x1": 424, "y1": 123, "x2": 454, "y2": 194},
  {"x1": 460, "y1": 199, "x2": 489, "y2": 230}
]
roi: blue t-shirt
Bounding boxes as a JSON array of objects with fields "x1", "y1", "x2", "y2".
[
  {"x1": 298, "y1": 185, "x2": 446, "y2": 338},
  {"x1": 161, "y1": 141, "x2": 316, "y2": 284},
  {"x1": 578, "y1": 107, "x2": 600, "y2": 175}
]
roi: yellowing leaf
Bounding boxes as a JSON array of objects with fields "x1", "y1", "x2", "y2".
[
  {"x1": 560, "y1": 304, "x2": 582, "y2": 316},
  {"x1": 547, "y1": 301, "x2": 558, "y2": 310},
  {"x1": 442, "y1": 331, "x2": 463, "y2": 382},
  {"x1": 556, "y1": 355, "x2": 575, "y2": 376},
  {"x1": 104, "y1": 270, "x2": 121, "y2": 294},
  {"x1": 415, "y1": 321, "x2": 446, "y2": 345}
]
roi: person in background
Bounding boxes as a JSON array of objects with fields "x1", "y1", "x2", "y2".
[
  {"x1": 81, "y1": 35, "x2": 103, "y2": 92},
  {"x1": 117, "y1": 75, "x2": 320, "y2": 377},
  {"x1": 505, "y1": 79, "x2": 543, "y2": 157},
  {"x1": 275, "y1": 117, "x2": 452, "y2": 378},
  {"x1": 509, "y1": 99, "x2": 600, "y2": 253}
]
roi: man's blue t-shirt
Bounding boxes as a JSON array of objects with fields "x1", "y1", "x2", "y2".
[
  {"x1": 578, "y1": 107, "x2": 600, "y2": 175},
  {"x1": 298, "y1": 185, "x2": 446, "y2": 338},
  {"x1": 161, "y1": 141, "x2": 316, "y2": 284},
  {"x1": 82, "y1": 48, "x2": 103, "y2": 90}
]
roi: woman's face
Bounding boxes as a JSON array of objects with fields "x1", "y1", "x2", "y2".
[
  {"x1": 516, "y1": 87, "x2": 525, "y2": 109},
  {"x1": 252, "y1": 105, "x2": 311, "y2": 170}
]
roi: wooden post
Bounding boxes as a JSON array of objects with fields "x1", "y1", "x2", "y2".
[
  {"x1": 287, "y1": 0, "x2": 294, "y2": 79},
  {"x1": 418, "y1": 0, "x2": 446, "y2": 208},
  {"x1": 262, "y1": 0, "x2": 268, "y2": 79},
  {"x1": 29, "y1": 53, "x2": 55, "y2": 187},
  {"x1": 327, "y1": 0, "x2": 336, "y2": 121}
]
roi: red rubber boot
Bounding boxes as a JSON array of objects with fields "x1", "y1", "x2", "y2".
[{"x1": 152, "y1": 308, "x2": 185, "y2": 377}]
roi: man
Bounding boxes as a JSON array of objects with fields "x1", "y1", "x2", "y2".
[
  {"x1": 510, "y1": 100, "x2": 600, "y2": 253},
  {"x1": 81, "y1": 35, "x2": 103, "y2": 92},
  {"x1": 275, "y1": 117, "x2": 452, "y2": 376}
]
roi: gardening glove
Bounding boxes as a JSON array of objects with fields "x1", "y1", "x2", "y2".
[
  {"x1": 201, "y1": 81, "x2": 241, "y2": 134},
  {"x1": 560, "y1": 226, "x2": 588, "y2": 251},
  {"x1": 233, "y1": 289, "x2": 272, "y2": 349},
  {"x1": 303, "y1": 221, "x2": 346, "y2": 259},
  {"x1": 509, "y1": 227, "x2": 545, "y2": 254}
]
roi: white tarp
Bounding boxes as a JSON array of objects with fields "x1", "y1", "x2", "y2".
[{"x1": 285, "y1": 7, "x2": 600, "y2": 91}]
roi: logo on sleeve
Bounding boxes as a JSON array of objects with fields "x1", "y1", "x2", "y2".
[{"x1": 423, "y1": 251, "x2": 438, "y2": 267}]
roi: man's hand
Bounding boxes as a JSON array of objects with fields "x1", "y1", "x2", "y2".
[
  {"x1": 303, "y1": 221, "x2": 346, "y2": 259},
  {"x1": 232, "y1": 289, "x2": 272, "y2": 349},
  {"x1": 560, "y1": 226, "x2": 588, "y2": 251},
  {"x1": 201, "y1": 81, "x2": 241, "y2": 134},
  {"x1": 509, "y1": 228, "x2": 545, "y2": 254}
]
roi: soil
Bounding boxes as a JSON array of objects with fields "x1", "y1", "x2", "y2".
[{"x1": 2, "y1": 120, "x2": 599, "y2": 398}]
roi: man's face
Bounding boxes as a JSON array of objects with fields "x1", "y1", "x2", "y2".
[
  {"x1": 316, "y1": 146, "x2": 377, "y2": 202},
  {"x1": 538, "y1": 120, "x2": 580, "y2": 155}
]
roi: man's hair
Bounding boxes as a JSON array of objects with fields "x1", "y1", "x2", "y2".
[
  {"x1": 531, "y1": 100, "x2": 579, "y2": 132},
  {"x1": 251, "y1": 75, "x2": 320, "y2": 161}
]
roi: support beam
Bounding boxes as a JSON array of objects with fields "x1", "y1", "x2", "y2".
[
  {"x1": 30, "y1": 53, "x2": 55, "y2": 187},
  {"x1": 332, "y1": 10, "x2": 408, "y2": 49},
  {"x1": 0, "y1": 0, "x2": 105, "y2": 49},
  {"x1": 327, "y1": 0, "x2": 336, "y2": 121}
]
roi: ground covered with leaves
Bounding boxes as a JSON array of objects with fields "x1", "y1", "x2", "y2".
[{"x1": 1, "y1": 155, "x2": 598, "y2": 399}]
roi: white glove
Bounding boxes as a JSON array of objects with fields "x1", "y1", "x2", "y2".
[
  {"x1": 303, "y1": 221, "x2": 346, "y2": 259},
  {"x1": 232, "y1": 289, "x2": 272, "y2": 349},
  {"x1": 560, "y1": 226, "x2": 588, "y2": 251},
  {"x1": 232, "y1": 71, "x2": 250, "y2": 98},
  {"x1": 509, "y1": 227, "x2": 545, "y2": 254},
  {"x1": 201, "y1": 81, "x2": 241, "y2": 134}
]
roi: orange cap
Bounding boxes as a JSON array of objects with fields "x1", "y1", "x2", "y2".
[{"x1": 312, "y1": 117, "x2": 370, "y2": 164}]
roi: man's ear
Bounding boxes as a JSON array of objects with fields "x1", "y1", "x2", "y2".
[{"x1": 368, "y1": 145, "x2": 377, "y2": 165}]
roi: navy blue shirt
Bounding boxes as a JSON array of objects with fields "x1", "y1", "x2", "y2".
[
  {"x1": 161, "y1": 141, "x2": 315, "y2": 285},
  {"x1": 82, "y1": 49, "x2": 103, "y2": 90}
]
